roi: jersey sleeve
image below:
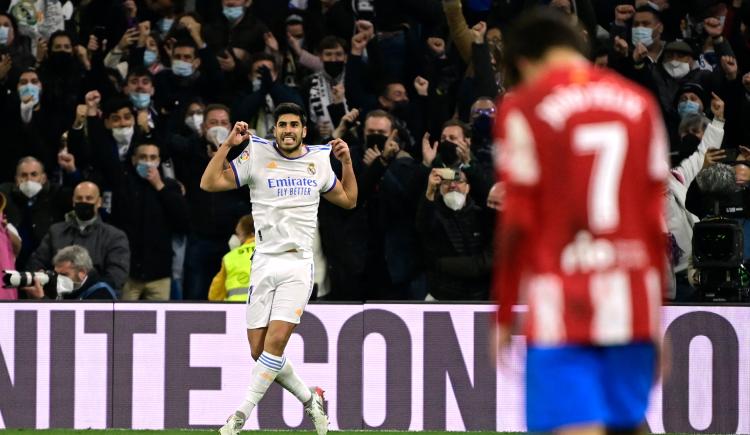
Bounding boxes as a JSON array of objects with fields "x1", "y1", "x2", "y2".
[
  {"x1": 320, "y1": 150, "x2": 337, "y2": 194},
  {"x1": 229, "y1": 140, "x2": 255, "y2": 187},
  {"x1": 647, "y1": 97, "x2": 669, "y2": 182}
]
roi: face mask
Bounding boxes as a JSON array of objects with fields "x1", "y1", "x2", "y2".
[
  {"x1": 365, "y1": 134, "x2": 387, "y2": 151},
  {"x1": 390, "y1": 100, "x2": 410, "y2": 120},
  {"x1": 228, "y1": 234, "x2": 241, "y2": 250},
  {"x1": 19, "y1": 180, "x2": 42, "y2": 198},
  {"x1": 323, "y1": 61, "x2": 344, "y2": 78},
  {"x1": 0, "y1": 26, "x2": 9, "y2": 45},
  {"x1": 56, "y1": 274, "x2": 75, "y2": 297},
  {"x1": 112, "y1": 125, "x2": 134, "y2": 145},
  {"x1": 185, "y1": 113, "x2": 203, "y2": 134},
  {"x1": 144, "y1": 49, "x2": 158, "y2": 66},
  {"x1": 207, "y1": 126, "x2": 230, "y2": 146},
  {"x1": 135, "y1": 161, "x2": 158, "y2": 178},
  {"x1": 48, "y1": 51, "x2": 75, "y2": 68},
  {"x1": 73, "y1": 202, "x2": 96, "y2": 221},
  {"x1": 252, "y1": 78, "x2": 262, "y2": 92},
  {"x1": 438, "y1": 140, "x2": 459, "y2": 166},
  {"x1": 223, "y1": 6, "x2": 244, "y2": 21},
  {"x1": 18, "y1": 84, "x2": 41, "y2": 105},
  {"x1": 159, "y1": 18, "x2": 174, "y2": 34},
  {"x1": 442, "y1": 191, "x2": 466, "y2": 211},
  {"x1": 631, "y1": 26, "x2": 654, "y2": 47},
  {"x1": 129, "y1": 92, "x2": 151, "y2": 109},
  {"x1": 677, "y1": 100, "x2": 701, "y2": 118},
  {"x1": 472, "y1": 114, "x2": 493, "y2": 141},
  {"x1": 172, "y1": 59, "x2": 194, "y2": 77},
  {"x1": 664, "y1": 60, "x2": 690, "y2": 79}
]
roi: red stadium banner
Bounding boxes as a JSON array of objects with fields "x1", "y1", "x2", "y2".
[{"x1": 0, "y1": 303, "x2": 746, "y2": 433}]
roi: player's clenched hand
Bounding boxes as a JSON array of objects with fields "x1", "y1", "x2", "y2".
[
  {"x1": 226, "y1": 121, "x2": 250, "y2": 147},
  {"x1": 330, "y1": 138, "x2": 352, "y2": 165}
]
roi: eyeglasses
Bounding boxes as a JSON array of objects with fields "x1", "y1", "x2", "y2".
[
  {"x1": 440, "y1": 179, "x2": 467, "y2": 186},
  {"x1": 473, "y1": 107, "x2": 496, "y2": 117}
]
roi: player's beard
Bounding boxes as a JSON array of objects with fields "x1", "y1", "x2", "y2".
[{"x1": 276, "y1": 132, "x2": 303, "y2": 154}]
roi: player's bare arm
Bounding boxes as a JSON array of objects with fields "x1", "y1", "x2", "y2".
[
  {"x1": 322, "y1": 138, "x2": 358, "y2": 209},
  {"x1": 200, "y1": 121, "x2": 251, "y2": 192}
]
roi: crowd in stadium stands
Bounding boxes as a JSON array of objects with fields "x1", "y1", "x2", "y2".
[{"x1": 0, "y1": 0, "x2": 749, "y2": 302}]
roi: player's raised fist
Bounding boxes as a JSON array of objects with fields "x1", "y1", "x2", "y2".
[
  {"x1": 329, "y1": 138, "x2": 352, "y2": 165},
  {"x1": 226, "y1": 121, "x2": 250, "y2": 147},
  {"x1": 710, "y1": 92, "x2": 725, "y2": 122}
]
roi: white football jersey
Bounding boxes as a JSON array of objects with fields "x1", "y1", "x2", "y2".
[{"x1": 230, "y1": 136, "x2": 337, "y2": 257}]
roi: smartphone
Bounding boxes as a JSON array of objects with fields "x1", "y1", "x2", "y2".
[
  {"x1": 93, "y1": 26, "x2": 107, "y2": 42},
  {"x1": 721, "y1": 148, "x2": 739, "y2": 163},
  {"x1": 436, "y1": 168, "x2": 457, "y2": 180}
]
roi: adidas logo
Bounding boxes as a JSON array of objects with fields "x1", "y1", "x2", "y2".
[{"x1": 266, "y1": 161, "x2": 278, "y2": 169}]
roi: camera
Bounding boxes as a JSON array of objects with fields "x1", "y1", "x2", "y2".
[
  {"x1": 2, "y1": 270, "x2": 75, "y2": 298},
  {"x1": 692, "y1": 218, "x2": 750, "y2": 302}
]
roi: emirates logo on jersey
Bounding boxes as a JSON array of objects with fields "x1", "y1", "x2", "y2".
[{"x1": 307, "y1": 163, "x2": 316, "y2": 175}]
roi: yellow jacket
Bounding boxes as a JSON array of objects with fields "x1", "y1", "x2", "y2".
[{"x1": 208, "y1": 237, "x2": 255, "y2": 301}]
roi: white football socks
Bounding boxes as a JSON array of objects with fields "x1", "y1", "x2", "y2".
[
  {"x1": 237, "y1": 351, "x2": 284, "y2": 418},
  {"x1": 274, "y1": 357, "x2": 313, "y2": 404}
]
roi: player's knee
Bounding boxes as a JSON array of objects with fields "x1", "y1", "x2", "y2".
[
  {"x1": 264, "y1": 330, "x2": 290, "y2": 354},
  {"x1": 250, "y1": 347, "x2": 264, "y2": 361}
]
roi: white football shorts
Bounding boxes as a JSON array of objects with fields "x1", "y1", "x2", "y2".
[{"x1": 246, "y1": 251, "x2": 315, "y2": 329}]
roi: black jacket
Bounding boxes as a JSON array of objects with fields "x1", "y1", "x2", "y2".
[
  {"x1": 0, "y1": 183, "x2": 71, "y2": 269},
  {"x1": 416, "y1": 194, "x2": 493, "y2": 300},
  {"x1": 27, "y1": 212, "x2": 130, "y2": 291}
]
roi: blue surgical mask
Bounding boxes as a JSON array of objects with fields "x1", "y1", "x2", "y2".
[
  {"x1": 159, "y1": 18, "x2": 174, "y2": 34},
  {"x1": 631, "y1": 26, "x2": 654, "y2": 47},
  {"x1": 135, "y1": 161, "x2": 157, "y2": 178},
  {"x1": 143, "y1": 49, "x2": 158, "y2": 66},
  {"x1": 677, "y1": 100, "x2": 701, "y2": 118},
  {"x1": 172, "y1": 59, "x2": 194, "y2": 77},
  {"x1": 129, "y1": 92, "x2": 151, "y2": 109},
  {"x1": 222, "y1": 6, "x2": 244, "y2": 21},
  {"x1": 18, "y1": 83, "x2": 41, "y2": 105},
  {"x1": 0, "y1": 26, "x2": 9, "y2": 45}
]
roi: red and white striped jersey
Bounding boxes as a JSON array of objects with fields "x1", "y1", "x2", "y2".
[{"x1": 493, "y1": 62, "x2": 668, "y2": 346}]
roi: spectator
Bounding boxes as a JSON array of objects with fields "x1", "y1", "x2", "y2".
[
  {"x1": 113, "y1": 142, "x2": 189, "y2": 300},
  {"x1": 303, "y1": 36, "x2": 349, "y2": 140},
  {"x1": 357, "y1": 110, "x2": 425, "y2": 299},
  {"x1": 26, "y1": 181, "x2": 130, "y2": 292},
  {"x1": 0, "y1": 192, "x2": 21, "y2": 299},
  {"x1": 123, "y1": 67, "x2": 159, "y2": 129},
  {"x1": 153, "y1": 27, "x2": 224, "y2": 116},
  {"x1": 168, "y1": 104, "x2": 251, "y2": 300},
  {"x1": 208, "y1": 214, "x2": 255, "y2": 301},
  {"x1": 233, "y1": 53, "x2": 303, "y2": 139},
  {"x1": 204, "y1": 0, "x2": 270, "y2": 56},
  {"x1": 0, "y1": 157, "x2": 70, "y2": 269},
  {"x1": 0, "y1": 12, "x2": 35, "y2": 80},
  {"x1": 24, "y1": 245, "x2": 117, "y2": 300},
  {"x1": 417, "y1": 168, "x2": 493, "y2": 300}
]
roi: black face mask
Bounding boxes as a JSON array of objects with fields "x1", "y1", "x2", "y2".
[
  {"x1": 323, "y1": 61, "x2": 344, "y2": 79},
  {"x1": 73, "y1": 202, "x2": 96, "y2": 221},
  {"x1": 390, "y1": 100, "x2": 410, "y2": 121},
  {"x1": 438, "y1": 140, "x2": 459, "y2": 166},
  {"x1": 47, "y1": 51, "x2": 76, "y2": 69},
  {"x1": 472, "y1": 115, "x2": 493, "y2": 144},
  {"x1": 365, "y1": 134, "x2": 388, "y2": 151}
]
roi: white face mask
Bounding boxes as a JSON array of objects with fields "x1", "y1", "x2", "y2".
[
  {"x1": 207, "y1": 126, "x2": 230, "y2": 146},
  {"x1": 184, "y1": 113, "x2": 204, "y2": 134},
  {"x1": 442, "y1": 191, "x2": 467, "y2": 211},
  {"x1": 112, "y1": 125, "x2": 135, "y2": 145},
  {"x1": 56, "y1": 274, "x2": 75, "y2": 298},
  {"x1": 228, "y1": 234, "x2": 242, "y2": 250},
  {"x1": 18, "y1": 180, "x2": 42, "y2": 198},
  {"x1": 664, "y1": 59, "x2": 691, "y2": 79}
]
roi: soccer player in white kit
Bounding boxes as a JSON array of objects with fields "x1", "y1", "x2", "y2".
[{"x1": 200, "y1": 103, "x2": 357, "y2": 435}]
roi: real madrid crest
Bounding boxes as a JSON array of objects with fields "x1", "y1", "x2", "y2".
[{"x1": 307, "y1": 163, "x2": 316, "y2": 175}]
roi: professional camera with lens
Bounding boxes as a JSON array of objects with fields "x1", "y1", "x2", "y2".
[
  {"x1": 692, "y1": 218, "x2": 749, "y2": 302},
  {"x1": 2, "y1": 270, "x2": 75, "y2": 298}
]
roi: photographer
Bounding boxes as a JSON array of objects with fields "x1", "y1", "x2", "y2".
[
  {"x1": 23, "y1": 245, "x2": 116, "y2": 300},
  {"x1": 416, "y1": 168, "x2": 493, "y2": 301}
]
